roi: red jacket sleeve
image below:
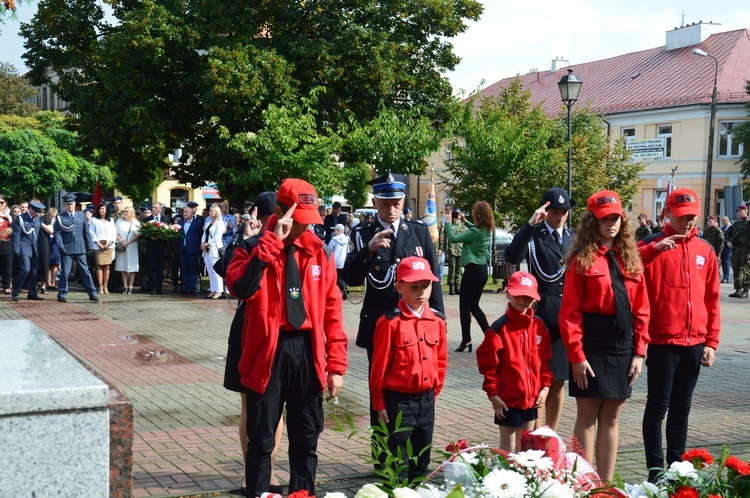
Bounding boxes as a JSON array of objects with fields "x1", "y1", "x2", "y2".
[
  {"x1": 537, "y1": 320, "x2": 554, "y2": 389},
  {"x1": 476, "y1": 328, "x2": 505, "y2": 399},
  {"x1": 637, "y1": 237, "x2": 662, "y2": 266},
  {"x1": 435, "y1": 319, "x2": 448, "y2": 399},
  {"x1": 558, "y1": 257, "x2": 587, "y2": 364},
  {"x1": 631, "y1": 274, "x2": 650, "y2": 357},
  {"x1": 323, "y1": 247, "x2": 348, "y2": 377},
  {"x1": 369, "y1": 316, "x2": 394, "y2": 411}
]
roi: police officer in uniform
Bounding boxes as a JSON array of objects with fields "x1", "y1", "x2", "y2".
[
  {"x1": 727, "y1": 204, "x2": 750, "y2": 298},
  {"x1": 55, "y1": 193, "x2": 99, "y2": 302},
  {"x1": 504, "y1": 187, "x2": 576, "y2": 432},
  {"x1": 635, "y1": 213, "x2": 651, "y2": 242},
  {"x1": 343, "y1": 172, "x2": 445, "y2": 432},
  {"x1": 11, "y1": 200, "x2": 45, "y2": 301}
]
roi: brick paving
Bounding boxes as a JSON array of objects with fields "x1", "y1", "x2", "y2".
[{"x1": 2, "y1": 280, "x2": 750, "y2": 497}]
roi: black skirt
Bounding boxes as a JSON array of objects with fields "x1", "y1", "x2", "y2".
[
  {"x1": 569, "y1": 313, "x2": 633, "y2": 399},
  {"x1": 223, "y1": 301, "x2": 250, "y2": 394}
]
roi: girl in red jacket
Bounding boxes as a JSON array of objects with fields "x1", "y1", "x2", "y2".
[
  {"x1": 476, "y1": 271, "x2": 552, "y2": 452},
  {"x1": 559, "y1": 190, "x2": 650, "y2": 481}
]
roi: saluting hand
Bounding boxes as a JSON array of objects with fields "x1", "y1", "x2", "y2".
[
  {"x1": 654, "y1": 234, "x2": 686, "y2": 252},
  {"x1": 244, "y1": 207, "x2": 262, "y2": 239},
  {"x1": 368, "y1": 228, "x2": 394, "y2": 254},
  {"x1": 529, "y1": 201, "x2": 551, "y2": 226},
  {"x1": 274, "y1": 203, "x2": 296, "y2": 241}
]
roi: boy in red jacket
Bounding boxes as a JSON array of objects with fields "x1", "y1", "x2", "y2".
[
  {"x1": 638, "y1": 188, "x2": 720, "y2": 482},
  {"x1": 477, "y1": 271, "x2": 552, "y2": 451},
  {"x1": 225, "y1": 178, "x2": 348, "y2": 497},
  {"x1": 369, "y1": 256, "x2": 447, "y2": 482}
]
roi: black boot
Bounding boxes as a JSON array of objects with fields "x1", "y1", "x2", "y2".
[
  {"x1": 449, "y1": 283, "x2": 455, "y2": 295},
  {"x1": 729, "y1": 289, "x2": 744, "y2": 298}
]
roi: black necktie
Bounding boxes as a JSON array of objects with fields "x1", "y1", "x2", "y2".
[
  {"x1": 553, "y1": 230, "x2": 562, "y2": 249},
  {"x1": 285, "y1": 245, "x2": 305, "y2": 330},
  {"x1": 606, "y1": 249, "x2": 633, "y2": 334}
]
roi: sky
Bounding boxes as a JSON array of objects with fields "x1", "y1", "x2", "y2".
[{"x1": 1, "y1": 1, "x2": 750, "y2": 95}]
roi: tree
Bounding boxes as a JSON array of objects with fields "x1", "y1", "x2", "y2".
[
  {"x1": 20, "y1": 0, "x2": 482, "y2": 200},
  {"x1": 0, "y1": 62, "x2": 39, "y2": 117},
  {"x1": 0, "y1": 112, "x2": 113, "y2": 199},
  {"x1": 732, "y1": 80, "x2": 750, "y2": 200},
  {"x1": 444, "y1": 79, "x2": 646, "y2": 231}
]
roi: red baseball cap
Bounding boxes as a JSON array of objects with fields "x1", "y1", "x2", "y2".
[
  {"x1": 397, "y1": 257, "x2": 438, "y2": 283},
  {"x1": 666, "y1": 188, "x2": 701, "y2": 218},
  {"x1": 587, "y1": 190, "x2": 623, "y2": 219},
  {"x1": 506, "y1": 271, "x2": 540, "y2": 301},
  {"x1": 737, "y1": 205, "x2": 749, "y2": 212},
  {"x1": 276, "y1": 178, "x2": 323, "y2": 225}
]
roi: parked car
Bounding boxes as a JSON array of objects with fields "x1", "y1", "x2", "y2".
[{"x1": 493, "y1": 228, "x2": 513, "y2": 263}]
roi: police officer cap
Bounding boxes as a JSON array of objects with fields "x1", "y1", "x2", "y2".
[
  {"x1": 540, "y1": 187, "x2": 576, "y2": 210},
  {"x1": 29, "y1": 201, "x2": 46, "y2": 213},
  {"x1": 404, "y1": 206, "x2": 413, "y2": 213},
  {"x1": 112, "y1": 196, "x2": 123, "y2": 202},
  {"x1": 252, "y1": 191, "x2": 277, "y2": 217},
  {"x1": 186, "y1": 201, "x2": 199, "y2": 208},
  {"x1": 62, "y1": 193, "x2": 77, "y2": 203},
  {"x1": 369, "y1": 172, "x2": 407, "y2": 199}
]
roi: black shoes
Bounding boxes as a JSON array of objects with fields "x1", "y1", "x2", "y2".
[
  {"x1": 28, "y1": 295, "x2": 44, "y2": 301},
  {"x1": 11, "y1": 295, "x2": 19, "y2": 302},
  {"x1": 58, "y1": 296, "x2": 67, "y2": 303},
  {"x1": 455, "y1": 341, "x2": 473, "y2": 353},
  {"x1": 729, "y1": 289, "x2": 748, "y2": 298},
  {"x1": 721, "y1": 278, "x2": 730, "y2": 283},
  {"x1": 89, "y1": 295, "x2": 99, "y2": 302}
]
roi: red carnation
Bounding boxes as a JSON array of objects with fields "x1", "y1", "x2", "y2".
[
  {"x1": 446, "y1": 438, "x2": 469, "y2": 454},
  {"x1": 725, "y1": 456, "x2": 750, "y2": 475},
  {"x1": 669, "y1": 486, "x2": 699, "y2": 498},
  {"x1": 682, "y1": 448, "x2": 714, "y2": 468},
  {"x1": 287, "y1": 490, "x2": 311, "y2": 498}
]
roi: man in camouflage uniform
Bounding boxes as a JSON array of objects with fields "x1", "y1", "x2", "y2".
[
  {"x1": 726, "y1": 205, "x2": 750, "y2": 298},
  {"x1": 701, "y1": 215, "x2": 724, "y2": 260},
  {"x1": 439, "y1": 208, "x2": 465, "y2": 295},
  {"x1": 635, "y1": 213, "x2": 651, "y2": 241}
]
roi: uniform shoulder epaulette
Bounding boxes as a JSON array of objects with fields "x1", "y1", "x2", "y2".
[
  {"x1": 489, "y1": 314, "x2": 510, "y2": 333},
  {"x1": 432, "y1": 309, "x2": 447, "y2": 320},
  {"x1": 642, "y1": 231, "x2": 664, "y2": 245},
  {"x1": 384, "y1": 308, "x2": 402, "y2": 319},
  {"x1": 408, "y1": 218, "x2": 426, "y2": 225}
]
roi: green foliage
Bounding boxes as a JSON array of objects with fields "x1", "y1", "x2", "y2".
[
  {"x1": 0, "y1": 111, "x2": 112, "y2": 199},
  {"x1": 444, "y1": 80, "x2": 646, "y2": 231},
  {"x1": 733, "y1": 80, "x2": 750, "y2": 200},
  {"x1": 0, "y1": 62, "x2": 39, "y2": 117},
  {"x1": 20, "y1": 0, "x2": 482, "y2": 200}
]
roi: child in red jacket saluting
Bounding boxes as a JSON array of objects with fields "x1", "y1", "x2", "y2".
[
  {"x1": 476, "y1": 271, "x2": 552, "y2": 452},
  {"x1": 369, "y1": 256, "x2": 448, "y2": 483}
]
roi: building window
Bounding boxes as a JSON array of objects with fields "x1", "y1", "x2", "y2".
[
  {"x1": 171, "y1": 189, "x2": 189, "y2": 211},
  {"x1": 719, "y1": 121, "x2": 745, "y2": 157},
  {"x1": 622, "y1": 127, "x2": 635, "y2": 141},
  {"x1": 657, "y1": 124, "x2": 672, "y2": 158}
]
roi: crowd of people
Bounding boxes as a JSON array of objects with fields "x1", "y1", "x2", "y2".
[{"x1": 2, "y1": 177, "x2": 746, "y2": 495}]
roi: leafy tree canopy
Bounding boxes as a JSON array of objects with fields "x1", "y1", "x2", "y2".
[
  {"x1": 0, "y1": 62, "x2": 39, "y2": 116},
  {"x1": 444, "y1": 79, "x2": 646, "y2": 231},
  {"x1": 20, "y1": 0, "x2": 482, "y2": 202},
  {"x1": 732, "y1": 80, "x2": 750, "y2": 200},
  {"x1": 0, "y1": 111, "x2": 113, "y2": 200}
]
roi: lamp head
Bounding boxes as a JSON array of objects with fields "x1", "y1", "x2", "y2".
[
  {"x1": 558, "y1": 68, "x2": 583, "y2": 103},
  {"x1": 692, "y1": 48, "x2": 708, "y2": 57}
]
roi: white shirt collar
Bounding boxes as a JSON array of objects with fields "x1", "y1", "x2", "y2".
[
  {"x1": 405, "y1": 303, "x2": 423, "y2": 318},
  {"x1": 379, "y1": 218, "x2": 399, "y2": 237},
  {"x1": 544, "y1": 221, "x2": 563, "y2": 240}
]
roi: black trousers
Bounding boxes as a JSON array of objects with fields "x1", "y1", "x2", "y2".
[
  {"x1": 642, "y1": 343, "x2": 703, "y2": 481},
  {"x1": 458, "y1": 263, "x2": 490, "y2": 343},
  {"x1": 147, "y1": 245, "x2": 167, "y2": 291},
  {"x1": 245, "y1": 332, "x2": 323, "y2": 496},
  {"x1": 0, "y1": 253, "x2": 13, "y2": 290},
  {"x1": 383, "y1": 389, "x2": 435, "y2": 481}
]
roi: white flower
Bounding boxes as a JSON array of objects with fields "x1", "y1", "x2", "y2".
[
  {"x1": 324, "y1": 493, "x2": 348, "y2": 498},
  {"x1": 459, "y1": 451, "x2": 480, "y2": 466},
  {"x1": 667, "y1": 460, "x2": 698, "y2": 478},
  {"x1": 393, "y1": 488, "x2": 421, "y2": 498},
  {"x1": 511, "y1": 449, "x2": 554, "y2": 471},
  {"x1": 354, "y1": 483, "x2": 388, "y2": 498},
  {"x1": 481, "y1": 468, "x2": 528, "y2": 498},
  {"x1": 416, "y1": 483, "x2": 447, "y2": 498},
  {"x1": 537, "y1": 478, "x2": 575, "y2": 498},
  {"x1": 624, "y1": 482, "x2": 666, "y2": 498}
]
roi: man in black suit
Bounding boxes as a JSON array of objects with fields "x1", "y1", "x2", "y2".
[
  {"x1": 11, "y1": 200, "x2": 45, "y2": 301},
  {"x1": 143, "y1": 202, "x2": 171, "y2": 294},
  {"x1": 178, "y1": 206, "x2": 204, "y2": 295},
  {"x1": 504, "y1": 187, "x2": 576, "y2": 432},
  {"x1": 323, "y1": 201, "x2": 347, "y2": 244}
]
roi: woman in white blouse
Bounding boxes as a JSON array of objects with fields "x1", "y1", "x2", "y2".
[
  {"x1": 201, "y1": 205, "x2": 226, "y2": 299},
  {"x1": 115, "y1": 206, "x2": 140, "y2": 295},
  {"x1": 89, "y1": 203, "x2": 117, "y2": 294}
]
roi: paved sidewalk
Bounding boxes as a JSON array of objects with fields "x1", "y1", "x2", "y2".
[{"x1": 2, "y1": 281, "x2": 749, "y2": 497}]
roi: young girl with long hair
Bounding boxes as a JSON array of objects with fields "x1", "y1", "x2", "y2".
[{"x1": 558, "y1": 190, "x2": 650, "y2": 481}]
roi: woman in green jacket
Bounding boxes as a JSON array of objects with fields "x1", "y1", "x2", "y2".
[{"x1": 445, "y1": 201, "x2": 494, "y2": 352}]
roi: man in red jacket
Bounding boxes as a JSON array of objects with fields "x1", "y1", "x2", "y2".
[
  {"x1": 638, "y1": 188, "x2": 720, "y2": 482},
  {"x1": 225, "y1": 178, "x2": 348, "y2": 497}
]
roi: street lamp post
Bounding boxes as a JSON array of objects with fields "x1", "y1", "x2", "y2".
[
  {"x1": 558, "y1": 68, "x2": 583, "y2": 228},
  {"x1": 692, "y1": 48, "x2": 719, "y2": 225}
]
